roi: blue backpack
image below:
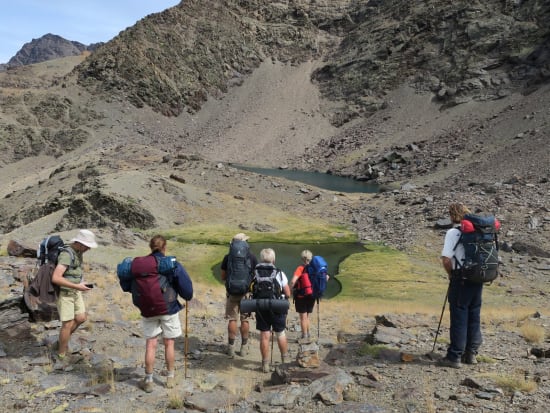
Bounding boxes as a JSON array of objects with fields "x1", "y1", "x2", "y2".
[
  {"x1": 453, "y1": 214, "x2": 500, "y2": 284},
  {"x1": 307, "y1": 255, "x2": 328, "y2": 299},
  {"x1": 117, "y1": 255, "x2": 177, "y2": 292}
]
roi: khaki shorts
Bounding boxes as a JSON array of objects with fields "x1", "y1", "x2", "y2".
[
  {"x1": 57, "y1": 289, "x2": 86, "y2": 322},
  {"x1": 142, "y1": 313, "x2": 182, "y2": 339},
  {"x1": 225, "y1": 294, "x2": 252, "y2": 321}
]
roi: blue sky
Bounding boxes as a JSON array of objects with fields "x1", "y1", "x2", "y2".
[{"x1": 0, "y1": 0, "x2": 181, "y2": 63}]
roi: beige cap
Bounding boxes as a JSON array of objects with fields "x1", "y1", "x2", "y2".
[
  {"x1": 232, "y1": 233, "x2": 249, "y2": 241},
  {"x1": 70, "y1": 229, "x2": 98, "y2": 249}
]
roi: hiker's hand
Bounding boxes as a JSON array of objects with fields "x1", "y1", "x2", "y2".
[{"x1": 77, "y1": 283, "x2": 92, "y2": 291}]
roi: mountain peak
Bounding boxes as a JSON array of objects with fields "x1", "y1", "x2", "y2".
[{"x1": 5, "y1": 33, "x2": 101, "y2": 68}]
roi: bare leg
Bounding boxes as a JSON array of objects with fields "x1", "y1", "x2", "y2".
[
  {"x1": 299, "y1": 312, "x2": 309, "y2": 336},
  {"x1": 164, "y1": 337, "x2": 175, "y2": 372},
  {"x1": 277, "y1": 333, "x2": 288, "y2": 357},
  {"x1": 145, "y1": 337, "x2": 159, "y2": 374},
  {"x1": 260, "y1": 331, "x2": 271, "y2": 361},
  {"x1": 228, "y1": 319, "x2": 238, "y2": 340},
  {"x1": 240, "y1": 319, "x2": 249, "y2": 340},
  {"x1": 58, "y1": 313, "x2": 86, "y2": 355},
  {"x1": 58, "y1": 320, "x2": 76, "y2": 355}
]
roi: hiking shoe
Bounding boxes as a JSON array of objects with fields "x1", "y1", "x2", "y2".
[
  {"x1": 140, "y1": 379, "x2": 154, "y2": 393},
  {"x1": 437, "y1": 357, "x2": 461, "y2": 369},
  {"x1": 166, "y1": 376, "x2": 176, "y2": 389},
  {"x1": 239, "y1": 343, "x2": 249, "y2": 357},
  {"x1": 261, "y1": 361, "x2": 270, "y2": 373},
  {"x1": 227, "y1": 344, "x2": 235, "y2": 358},
  {"x1": 281, "y1": 353, "x2": 290, "y2": 364},
  {"x1": 462, "y1": 352, "x2": 478, "y2": 365}
]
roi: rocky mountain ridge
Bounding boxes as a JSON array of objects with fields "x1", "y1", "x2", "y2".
[
  {"x1": 75, "y1": 0, "x2": 550, "y2": 123},
  {"x1": 1, "y1": 33, "x2": 101, "y2": 70}
]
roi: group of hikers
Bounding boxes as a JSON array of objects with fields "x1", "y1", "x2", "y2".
[
  {"x1": 46, "y1": 230, "x2": 328, "y2": 392},
  {"x1": 220, "y1": 233, "x2": 327, "y2": 374},
  {"x1": 45, "y1": 202, "x2": 500, "y2": 392}
]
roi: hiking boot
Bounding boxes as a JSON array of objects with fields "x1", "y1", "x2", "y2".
[
  {"x1": 281, "y1": 353, "x2": 290, "y2": 364},
  {"x1": 239, "y1": 343, "x2": 249, "y2": 357},
  {"x1": 261, "y1": 361, "x2": 270, "y2": 373},
  {"x1": 462, "y1": 352, "x2": 478, "y2": 365},
  {"x1": 166, "y1": 376, "x2": 176, "y2": 389},
  {"x1": 140, "y1": 379, "x2": 154, "y2": 393},
  {"x1": 437, "y1": 357, "x2": 461, "y2": 369},
  {"x1": 227, "y1": 344, "x2": 235, "y2": 358}
]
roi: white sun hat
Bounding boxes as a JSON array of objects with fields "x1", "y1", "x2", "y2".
[
  {"x1": 232, "y1": 233, "x2": 249, "y2": 241},
  {"x1": 70, "y1": 229, "x2": 98, "y2": 249}
]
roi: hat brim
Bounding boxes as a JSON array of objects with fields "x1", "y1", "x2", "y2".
[{"x1": 70, "y1": 238, "x2": 98, "y2": 248}]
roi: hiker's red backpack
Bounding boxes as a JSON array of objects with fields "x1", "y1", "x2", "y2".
[
  {"x1": 293, "y1": 265, "x2": 313, "y2": 299},
  {"x1": 130, "y1": 255, "x2": 178, "y2": 317}
]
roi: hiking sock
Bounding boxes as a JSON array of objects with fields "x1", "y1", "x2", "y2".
[
  {"x1": 228, "y1": 338, "x2": 235, "y2": 346},
  {"x1": 145, "y1": 373, "x2": 153, "y2": 382},
  {"x1": 241, "y1": 338, "x2": 248, "y2": 346},
  {"x1": 167, "y1": 370, "x2": 175, "y2": 378},
  {"x1": 57, "y1": 353, "x2": 66, "y2": 360},
  {"x1": 261, "y1": 359, "x2": 270, "y2": 372}
]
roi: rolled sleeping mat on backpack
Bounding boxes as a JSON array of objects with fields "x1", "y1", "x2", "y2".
[{"x1": 240, "y1": 298, "x2": 289, "y2": 314}]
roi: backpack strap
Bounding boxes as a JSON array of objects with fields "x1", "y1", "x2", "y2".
[
  {"x1": 60, "y1": 246, "x2": 77, "y2": 269},
  {"x1": 451, "y1": 229, "x2": 464, "y2": 271},
  {"x1": 154, "y1": 256, "x2": 170, "y2": 281}
]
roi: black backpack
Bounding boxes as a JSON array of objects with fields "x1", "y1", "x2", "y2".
[
  {"x1": 24, "y1": 235, "x2": 76, "y2": 321},
  {"x1": 453, "y1": 214, "x2": 500, "y2": 283},
  {"x1": 252, "y1": 264, "x2": 282, "y2": 300},
  {"x1": 225, "y1": 239, "x2": 253, "y2": 295},
  {"x1": 37, "y1": 235, "x2": 75, "y2": 267}
]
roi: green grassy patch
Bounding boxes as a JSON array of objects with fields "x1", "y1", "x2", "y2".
[
  {"x1": 167, "y1": 243, "x2": 227, "y2": 285},
  {"x1": 335, "y1": 243, "x2": 446, "y2": 305},
  {"x1": 159, "y1": 221, "x2": 357, "y2": 245},
  {"x1": 358, "y1": 343, "x2": 394, "y2": 357}
]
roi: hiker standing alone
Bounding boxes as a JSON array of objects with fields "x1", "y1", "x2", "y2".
[
  {"x1": 438, "y1": 203, "x2": 482, "y2": 368},
  {"x1": 128, "y1": 235, "x2": 193, "y2": 392},
  {"x1": 290, "y1": 250, "x2": 315, "y2": 340},
  {"x1": 51, "y1": 229, "x2": 97, "y2": 361},
  {"x1": 220, "y1": 233, "x2": 257, "y2": 358}
]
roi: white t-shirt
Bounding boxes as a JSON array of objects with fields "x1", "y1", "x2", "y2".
[
  {"x1": 276, "y1": 270, "x2": 288, "y2": 288},
  {"x1": 276, "y1": 270, "x2": 289, "y2": 299},
  {"x1": 441, "y1": 227, "x2": 465, "y2": 270}
]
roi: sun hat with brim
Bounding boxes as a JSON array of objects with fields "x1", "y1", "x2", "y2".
[
  {"x1": 70, "y1": 229, "x2": 98, "y2": 249},
  {"x1": 232, "y1": 233, "x2": 249, "y2": 241}
]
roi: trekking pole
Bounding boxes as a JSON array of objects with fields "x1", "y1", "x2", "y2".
[
  {"x1": 270, "y1": 328, "x2": 274, "y2": 367},
  {"x1": 184, "y1": 301, "x2": 189, "y2": 378},
  {"x1": 432, "y1": 284, "x2": 450, "y2": 353},
  {"x1": 317, "y1": 298, "x2": 320, "y2": 340}
]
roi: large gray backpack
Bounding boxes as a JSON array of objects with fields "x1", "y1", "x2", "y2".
[{"x1": 226, "y1": 239, "x2": 252, "y2": 295}]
